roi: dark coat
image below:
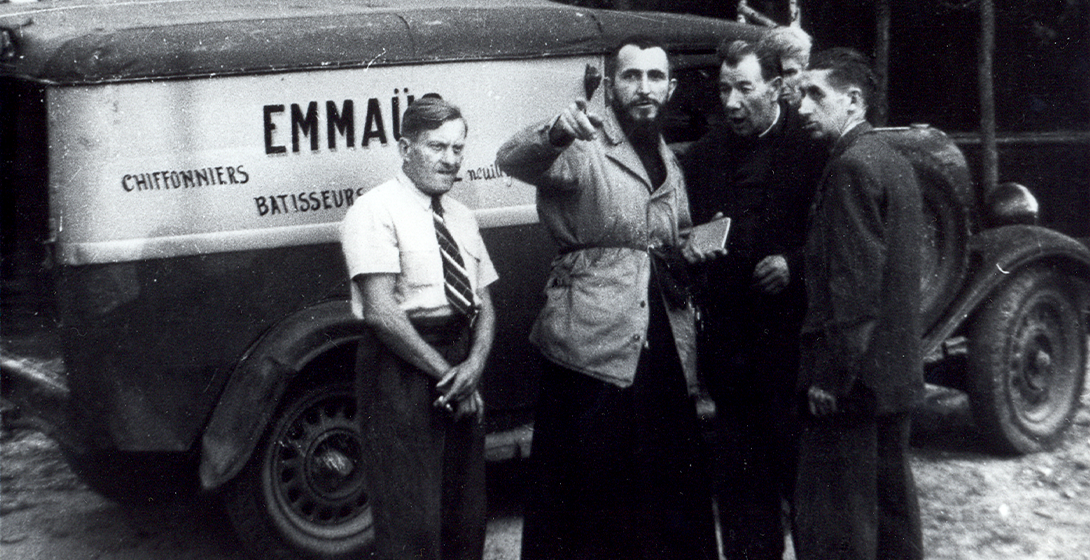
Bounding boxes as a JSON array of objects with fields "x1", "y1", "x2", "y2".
[
  {"x1": 799, "y1": 123, "x2": 925, "y2": 415},
  {"x1": 682, "y1": 101, "x2": 826, "y2": 395},
  {"x1": 683, "y1": 101, "x2": 826, "y2": 306},
  {"x1": 683, "y1": 102, "x2": 827, "y2": 558}
]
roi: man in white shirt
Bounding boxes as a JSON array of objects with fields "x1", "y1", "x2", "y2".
[{"x1": 341, "y1": 95, "x2": 497, "y2": 560}]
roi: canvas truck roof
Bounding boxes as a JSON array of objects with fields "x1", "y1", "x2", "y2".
[{"x1": 0, "y1": 0, "x2": 760, "y2": 85}]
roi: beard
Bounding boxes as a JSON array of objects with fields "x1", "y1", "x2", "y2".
[{"x1": 611, "y1": 95, "x2": 664, "y2": 145}]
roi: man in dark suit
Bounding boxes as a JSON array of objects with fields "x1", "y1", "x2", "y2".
[{"x1": 793, "y1": 48, "x2": 925, "y2": 560}]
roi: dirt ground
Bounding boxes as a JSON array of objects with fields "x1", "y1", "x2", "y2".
[
  {"x1": 909, "y1": 384, "x2": 1090, "y2": 560},
  {"x1": 2, "y1": 378, "x2": 1089, "y2": 560}
]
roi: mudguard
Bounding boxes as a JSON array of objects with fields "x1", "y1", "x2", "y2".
[
  {"x1": 924, "y1": 224, "x2": 1090, "y2": 356},
  {"x1": 199, "y1": 299, "x2": 370, "y2": 491}
]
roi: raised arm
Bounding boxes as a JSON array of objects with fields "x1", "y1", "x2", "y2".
[{"x1": 495, "y1": 98, "x2": 602, "y2": 191}]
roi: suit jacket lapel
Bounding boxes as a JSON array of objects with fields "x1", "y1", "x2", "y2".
[
  {"x1": 830, "y1": 121, "x2": 872, "y2": 162},
  {"x1": 810, "y1": 122, "x2": 874, "y2": 228},
  {"x1": 816, "y1": 122, "x2": 873, "y2": 190}
]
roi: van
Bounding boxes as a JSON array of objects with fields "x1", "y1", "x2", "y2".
[
  {"x1": 0, "y1": 1, "x2": 758, "y2": 557},
  {"x1": 6, "y1": 2, "x2": 1088, "y2": 559}
]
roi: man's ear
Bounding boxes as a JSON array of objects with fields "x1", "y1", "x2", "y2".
[
  {"x1": 667, "y1": 77, "x2": 678, "y2": 102},
  {"x1": 770, "y1": 76, "x2": 784, "y2": 99},
  {"x1": 398, "y1": 136, "x2": 412, "y2": 159},
  {"x1": 847, "y1": 87, "x2": 866, "y2": 116}
]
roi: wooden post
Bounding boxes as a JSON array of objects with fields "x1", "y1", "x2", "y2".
[
  {"x1": 874, "y1": 0, "x2": 890, "y2": 126},
  {"x1": 979, "y1": 0, "x2": 999, "y2": 195},
  {"x1": 737, "y1": 1, "x2": 778, "y2": 27}
]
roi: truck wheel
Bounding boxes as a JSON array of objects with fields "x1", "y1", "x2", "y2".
[
  {"x1": 225, "y1": 380, "x2": 373, "y2": 559},
  {"x1": 967, "y1": 267, "x2": 1088, "y2": 454}
]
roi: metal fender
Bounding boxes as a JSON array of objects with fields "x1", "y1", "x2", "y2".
[
  {"x1": 924, "y1": 225, "x2": 1090, "y2": 356},
  {"x1": 199, "y1": 299, "x2": 371, "y2": 492}
]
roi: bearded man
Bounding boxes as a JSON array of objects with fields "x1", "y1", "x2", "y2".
[{"x1": 496, "y1": 36, "x2": 716, "y2": 560}]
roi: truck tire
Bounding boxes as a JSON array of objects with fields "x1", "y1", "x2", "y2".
[
  {"x1": 224, "y1": 380, "x2": 373, "y2": 559},
  {"x1": 967, "y1": 266, "x2": 1088, "y2": 454},
  {"x1": 877, "y1": 126, "x2": 974, "y2": 331},
  {"x1": 918, "y1": 163, "x2": 971, "y2": 330}
]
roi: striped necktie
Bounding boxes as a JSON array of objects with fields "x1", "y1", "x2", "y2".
[{"x1": 432, "y1": 196, "x2": 477, "y2": 322}]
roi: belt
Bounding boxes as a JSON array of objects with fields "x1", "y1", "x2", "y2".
[
  {"x1": 410, "y1": 315, "x2": 470, "y2": 346},
  {"x1": 557, "y1": 242, "x2": 647, "y2": 256}
]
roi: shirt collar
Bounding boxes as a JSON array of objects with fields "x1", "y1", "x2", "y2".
[
  {"x1": 840, "y1": 119, "x2": 866, "y2": 138},
  {"x1": 829, "y1": 120, "x2": 873, "y2": 160},
  {"x1": 395, "y1": 169, "x2": 437, "y2": 212}
]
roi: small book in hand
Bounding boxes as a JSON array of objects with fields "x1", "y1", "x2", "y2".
[{"x1": 688, "y1": 216, "x2": 731, "y2": 253}]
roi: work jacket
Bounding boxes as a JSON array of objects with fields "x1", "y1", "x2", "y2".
[{"x1": 496, "y1": 108, "x2": 698, "y2": 392}]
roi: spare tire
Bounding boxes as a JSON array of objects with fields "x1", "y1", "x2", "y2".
[{"x1": 877, "y1": 126, "x2": 975, "y2": 331}]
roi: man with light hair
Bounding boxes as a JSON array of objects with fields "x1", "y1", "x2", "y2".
[{"x1": 757, "y1": 25, "x2": 813, "y2": 106}]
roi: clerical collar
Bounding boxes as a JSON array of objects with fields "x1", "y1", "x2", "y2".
[{"x1": 757, "y1": 103, "x2": 782, "y2": 138}]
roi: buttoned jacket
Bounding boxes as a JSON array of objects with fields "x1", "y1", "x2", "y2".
[
  {"x1": 496, "y1": 108, "x2": 697, "y2": 392},
  {"x1": 800, "y1": 123, "x2": 925, "y2": 414}
]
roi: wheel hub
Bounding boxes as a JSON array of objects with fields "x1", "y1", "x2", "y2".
[
  {"x1": 314, "y1": 446, "x2": 354, "y2": 479},
  {"x1": 305, "y1": 432, "x2": 361, "y2": 499},
  {"x1": 270, "y1": 392, "x2": 369, "y2": 532},
  {"x1": 1013, "y1": 330, "x2": 1053, "y2": 407},
  {"x1": 1027, "y1": 348, "x2": 1052, "y2": 391}
]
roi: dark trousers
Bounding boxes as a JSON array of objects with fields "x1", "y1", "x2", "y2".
[
  {"x1": 521, "y1": 292, "x2": 716, "y2": 560},
  {"x1": 357, "y1": 321, "x2": 486, "y2": 560},
  {"x1": 793, "y1": 407, "x2": 923, "y2": 560},
  {"x1": 701, "y1": 305, "x2": 800, "y2": 560},
  {"x1": 708, "y1": 386, "x2": 798, "y2": 560}
]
